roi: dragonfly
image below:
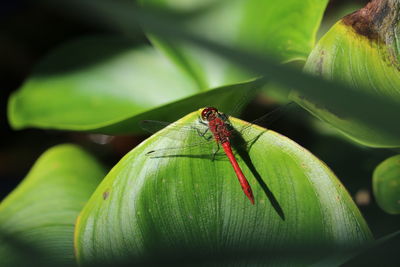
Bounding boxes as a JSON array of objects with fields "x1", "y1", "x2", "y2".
[{"x1": 141, "y1": 103, "x2": 292, "y2": 205}]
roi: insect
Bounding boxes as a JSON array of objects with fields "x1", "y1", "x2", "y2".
[{"x1": 197, "y1": 107, "x2": 254, "y2": 204}]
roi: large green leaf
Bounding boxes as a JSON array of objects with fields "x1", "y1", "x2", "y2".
[
  {"x1": 75, "y1": 111, "x2": 372, "y2": 266},
  {"x1": 295, "y1": 0, "x2": 400, "y2": 147},
  {"x1": 141, "y1": 0, "x2": 329, "y2": 86},
  {"x1": 373, "y1": 154, "x2": 400, "y2": 214},
  {"x1": 8, "y1": 35, "x2": 262, "y2": 133},
  {"x1": 0, "y1": 144, "x2": 106, "y2": 266}
]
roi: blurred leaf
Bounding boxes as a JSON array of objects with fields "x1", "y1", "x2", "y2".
[
  {"x1": 141, "y1": 0, "x2": 329, "y2": 86},
  {"x1": 373, "y1": 154, "x2": 400, "y2": 214},
  {"x1": 75, "y1": 111, "x2": 372, "y2": 266},
  {"x1": 39, "y1": 0, "x2": 400, "y2": 147},
  {"x1": 8, "y1": 35, "x2": 263, "y2": 133},
  {"x1": 314, "y1": 230, "x2": 400, "y2": 266},
  {"x1": 343, "y1": 230, "x2": 400, "y2": 266},
  {"x1": 0, "y1": 145, "x2": 106, "y2": 266},
  {"x1": 8, "y1": 36, "x2": 196, "y2": 132},
  {"x1": 295, "y1": 0, "x2": 400, "y2": 147},
  {"x1": 10, "y1": 0, "x2": 328, "y2": 133}
]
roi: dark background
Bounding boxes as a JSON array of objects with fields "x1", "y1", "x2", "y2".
[{"x1": 1, "y1": 0, "x2": 399, "y2": 242}]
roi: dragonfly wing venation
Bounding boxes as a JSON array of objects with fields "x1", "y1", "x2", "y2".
[
  {"x1": 231, "y1": 102, "x2": 294, "y2": 139},
  {"x1": 141, "y1": 119, "x2": 224, "y2": 158},
  {"x1": 140, "y1": 120, "x2": 212, "y2": 142},
  {"x1": 145, "y1": 138, "x2": 227, "y2": 160}
]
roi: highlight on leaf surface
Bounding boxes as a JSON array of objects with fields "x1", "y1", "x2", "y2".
[
  {"x1": 0, "y1": 144, "x2": 106, "y2": 267},
  {"x1": 373, "y1": 154, "x2": 400, "y2": 214},
  {"x1": 75, "y1": 110, "x2": 372, "y2": 266},
  {"x1": 294, "y1": 0, "x2": 400, "y2": 148},
  {"x1": 141, "y1": 0, "x2": 329, "y2": 86}
]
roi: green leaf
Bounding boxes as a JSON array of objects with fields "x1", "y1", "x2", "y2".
[
  {"x1": 295, "y1": 0, "x2": 400, "y2": 147},
  {"x1": 0, "y1": 144, "x2": 106, "y2": 266},
  {"x1": 8, "y1": 36, "x2": 196, "y2": 132},
  {"x1": 8, "y1": 35, "x2": 262, "y2": 133},
  {"x1": 75, "y1": 111, "x2": 372, "y2": 266},
  {"x1": 141, "y1": 0, "x2": 329, "y2": 86},
  {"x1": 41, "y1": 0, "x2": 400, "y2": 144},
  {"x1": 373, "y1": 154, "x2": 400, "y2": 214}
]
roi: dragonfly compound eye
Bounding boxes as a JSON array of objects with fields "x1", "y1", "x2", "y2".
[{"x1": 201, "y1": 107, "x2": 218, "y2": 121}]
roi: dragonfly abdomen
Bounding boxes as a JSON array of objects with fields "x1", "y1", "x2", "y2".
[{"x1": 221, "y1": 142, "x2": 255, "y2": 204}]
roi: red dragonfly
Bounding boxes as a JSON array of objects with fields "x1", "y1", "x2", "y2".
[
  {"x1": 199, "y1": 107, "x2": 255, "y2": 204},
  {"x1": 141, "y1": 104, "x2": 290, "y2": 205}
]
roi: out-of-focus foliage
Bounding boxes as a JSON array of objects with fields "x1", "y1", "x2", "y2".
[
  {"x1": 8, "y1": 37, "x2": 197, "y2": 132},
  {"x1": 373, "y1": 154, "x2": 400, "y2": 214},
  {"x1": 47, "y1": 0, "x2": 400, "y2": 148},
  {"x1": 0, "y1": 145, "x2": 105, "y2": 267},
  {"x1": 8, "y1": 0, "x2": 328, "y2": 133},
  {"x1": 296, "y1": 0, "x2": 400, "y2": 147},
  {"x1": 141, "y1": 0, "x2": 329, "y2": 86}
]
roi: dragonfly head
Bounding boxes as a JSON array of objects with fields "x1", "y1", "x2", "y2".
[{"x1": 201, "y1": 107, "x2": 219, "y2": 121}]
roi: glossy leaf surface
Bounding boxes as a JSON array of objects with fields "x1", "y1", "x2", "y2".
[
  {"x1": 0, "y1": 145, "x2": 106, "y2": 266},
  {"x1": 373, "y1": 154, "x2": 400, "y2": 214},
  {"x1": 75, "y1": 111, "x2": 372, "y2": 266}
]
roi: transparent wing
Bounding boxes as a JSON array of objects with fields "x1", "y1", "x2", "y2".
[
  {"x1": 144, "y1": 139, "x2": 228, "y2": 160},
  {"x1": 233, "y1": 102, "x2": 294, "y2": 137},
  {"x1": 140, "y1": 119, "x2": 212, "y2": 142},
  {"x1": 140, "y1": 119, "x2": 221, "y2": 158}
]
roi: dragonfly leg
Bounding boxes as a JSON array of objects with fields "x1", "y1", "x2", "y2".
[
  {"x1": 195, "y1": 127, "x2": 211, "y2": 141},
  {"x1": 211, "y1": 143, "x2": 220, "y2": 162}
]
